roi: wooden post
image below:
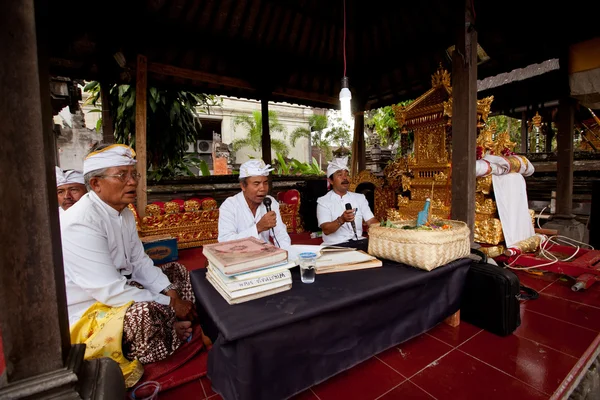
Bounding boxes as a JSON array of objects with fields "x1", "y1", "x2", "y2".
[
  {"x1": 521, "y1": 111, "x2": 528, "y2": 153},
  {"x1": 451, "y1": 0, "x2": 478, "y2": 242},
  {"x1": 100, "y1": 80, "x2": 114, "y2": 144},
  {"x1": 556, "y1": 98, "x2": 575, "y2": 218},
  {"x1": 0, "y1": 0, "x2": 72, "y2": 384},
  {"x1": 354, "y1": 111, "x2": 366, "y2": 174},
  {"x1": 261, "y1": 98, "x2": 272, "y2": 165},
  {"x1": 136, "y1": 55, "x2": 148, "y2": 218}
]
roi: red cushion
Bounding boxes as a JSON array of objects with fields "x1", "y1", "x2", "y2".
[{"x1": 282, "y1": 189, "x2": 300, "y2": 205}]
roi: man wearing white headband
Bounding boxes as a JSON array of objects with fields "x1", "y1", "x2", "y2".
[
  {"x1": 61, "y1": 143, "x2": 202, "y2": 385},
  {"x1": 55, "y1": 166, "x2": 86, "y2": 213},
  {"x1": 218, "y1": 159, "x2": 291, "y2": 249},
  {"x1": 317, "y1": 156, "x2": 378, "y2": 245}
]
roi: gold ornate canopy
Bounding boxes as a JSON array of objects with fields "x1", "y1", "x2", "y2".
[{"x1": 387, "y1": 65, "x2": 502, "y2": 244}]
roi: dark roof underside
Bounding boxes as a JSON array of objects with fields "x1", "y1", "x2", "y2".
[{"x1": 47, "y1": 0, "x2": 600, "y2": 110}]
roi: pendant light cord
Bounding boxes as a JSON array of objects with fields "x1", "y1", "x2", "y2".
[{"x1": 343, "y1": 0, "x2": 347, "y2": 77}]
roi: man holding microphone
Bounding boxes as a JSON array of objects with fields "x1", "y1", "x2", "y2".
[{"x1": 317, "y1": 157, "x2": 379, "y2": 245}]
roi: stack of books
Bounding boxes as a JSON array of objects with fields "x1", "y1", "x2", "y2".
[{"x1": 202, "y1": 237, "x2": 293, "y2": 304}]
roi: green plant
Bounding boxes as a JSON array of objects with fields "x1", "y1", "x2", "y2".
[
  {"x1": 365, "y1": 99, "x2": 414, "y2": 147},
  {"x1": 83, "y1": 81, "x2": 222, "y2": 180},
  {"x1": 231, "y1": 110, "x2": 289, "y2": 157},
  {"x1": 273, "y1": 152, "x2": 324, "y2": 176}
]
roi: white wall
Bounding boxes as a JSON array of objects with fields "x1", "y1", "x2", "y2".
[{"x1": 205, "y1": 97, "x2": 314, "y2": 165}]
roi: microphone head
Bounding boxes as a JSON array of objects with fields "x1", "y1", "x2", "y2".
[
  {"x1": 345, "y1": 203, "x2": 352, "y2": 210},
  {"x1": 263, "y1": 197, "x2": 272, "y2": 207}
]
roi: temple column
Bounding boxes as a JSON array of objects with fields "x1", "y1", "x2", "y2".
[
  {"x1": 543, "y1": 52, "x2": 585, "y2": 241},
  {"x1": 261, "y1": 98, "x2": 272, "y2": 165},
  {"x1": 0, "y1": 1, "x2": 123, "y2": 397},
  {"x1": 451, "y1": 0, "x2": 478, "y2": 242},
  {"x1": 521, "y1": 111, "x2": 528, "y2": 153}
]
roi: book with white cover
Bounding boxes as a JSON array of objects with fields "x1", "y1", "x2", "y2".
[
  {"x1": 207, "y1": 265, "x2": 292, "y2": 291},
  {"x1": 207, "y1": 276, "x2": 292, "y2": 305},
  {"x1": 208, "y1": 261, "x2": 296, "y2": 280},
  {"x1": 315, "y1": 250, "x2": 377, "y2": 268},
  {"x1": 206, "y1": 272, "x2": 292, "y2": 304}
]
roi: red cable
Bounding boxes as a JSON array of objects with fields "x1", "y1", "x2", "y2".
[{"x1": 343, "y1": 0, "x2": 346, "y2": 77}]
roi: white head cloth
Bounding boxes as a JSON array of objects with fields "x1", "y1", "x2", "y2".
[
  {"x1": 327, "y1": 156, "x2": 349, "y2": 177},
  {"x1": 83, "y1": 144, "x2": 137, "y2": 175},
  {"x1": 55, "y1": 166, "x2": 85, "y2": 187},
  {"x1": 239, "y1": 159, "x2": 274, "y2": 178}
]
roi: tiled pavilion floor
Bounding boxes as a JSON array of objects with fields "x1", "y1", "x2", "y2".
[{"x1": 161, "y1": 238, "x2": 600, "y2": 400}]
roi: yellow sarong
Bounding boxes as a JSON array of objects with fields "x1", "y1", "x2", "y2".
[{"x1": 70, "y1": 301, "x2": 144, "y2": 388}]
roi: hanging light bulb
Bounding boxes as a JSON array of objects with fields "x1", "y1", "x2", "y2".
[
  {"x1": 339, "y1": 0, "x2": 352, "y2": 127},
  {"x1": 340, "y1": 76, "x2": 352, "y2": 126}
]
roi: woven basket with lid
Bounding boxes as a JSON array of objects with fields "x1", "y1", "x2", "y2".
[{"x1": 367, "y1": 219, "x2": 470, "y2": 271}]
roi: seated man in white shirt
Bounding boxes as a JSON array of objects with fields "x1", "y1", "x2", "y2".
[
  {"x1": 317, "y1": 157, "x2": 379, "y2": 245},
  {"x1": 61, "y1": 144, "x2": 201, "y2": 385},
  {"x1": 218, "y1": 159, "x2": 291, "y2": 249},
  {"x1": 55, "y1": 167, "x2": 87, "y2": 214}
]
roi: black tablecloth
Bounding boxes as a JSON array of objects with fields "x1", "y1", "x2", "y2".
[{"x1": 191, "y1": 239, "x2": 471, "y2": 400}]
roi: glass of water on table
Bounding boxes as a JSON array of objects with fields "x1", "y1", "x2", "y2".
[{"x1": 298, "y1": 252, "x2": 317, "y2": 283}]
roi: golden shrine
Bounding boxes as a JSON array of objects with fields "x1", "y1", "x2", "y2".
[{"x1": 380, "y1": 65, "x2": 510, "y2": 245}]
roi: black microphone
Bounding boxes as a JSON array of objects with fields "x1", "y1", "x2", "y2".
[
  {"x1": 263, "y1": 197, "x2": 280, "y2": 247},
  {"x1": 263, "y1": 197, "x2": 272, "y2": 212},
  {"x1": 345, "y1": 203, "x2": 359, "y2": 240}
]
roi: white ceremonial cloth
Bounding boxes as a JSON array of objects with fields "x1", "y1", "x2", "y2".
[
  {"x1": 492, "y1": 173, "x2": 535, "y2": 248},
  {"x1": 326, "y1": 156, "x2": 349, "y2": 177},
  {"x1": 56, "y1": 166, "x2": 85, "y2": 186},
  {"x1": 83, "y1": 144, "x2": 137, "y2": 175},
  {"x1": 218, "y1": 192, "x2": 292, "y2": 249},
  {"x1": 61, "y1": 191, "x2": 171, "y2": 326},
  {"x1": 238, "y1": 159, "x2": 274, "y2": 178},
  {"x1": 317, "y1": 190, "x2": 375, "y2": 245}
]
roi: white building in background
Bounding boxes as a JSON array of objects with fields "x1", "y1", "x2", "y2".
[
  {"x1": 199, "y1": 96, "x2": 315, "y2": 167},
  {"x1": 55, "y1": 86, "x2": 318, "y2": 173}
]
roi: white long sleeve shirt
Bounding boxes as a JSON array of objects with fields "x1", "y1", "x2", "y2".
[
  {"x1": 218, "y1": 192, "x2": 291, "y2": 249},
  {"x1": 61, "y1": 191, "x2": 171, "y2": 325},
  {"x1": 317, "y1": 190, "x2": 375, "y2": 245}
]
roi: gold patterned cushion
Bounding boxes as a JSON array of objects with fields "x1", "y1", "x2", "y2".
[
  {"x1": 145, "y1": 204, "x2": 162, "y2": 216},
  {"x1": 164, "y1": 201, "x2": 180, "y2": 214},
  {"x1": 201, "y1": 199, "x2": 217, "y2": 210},
  {"x1": 184, "y1": 200, "x2": 200, "y2": 212}
]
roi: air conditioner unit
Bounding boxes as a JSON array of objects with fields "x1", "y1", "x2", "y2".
[{"x1": 197, "y1": 140, "x2": 213, "y2": 154}]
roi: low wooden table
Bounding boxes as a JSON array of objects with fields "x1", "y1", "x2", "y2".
[{"x1": 191, "y1": 240, "x2": 471, "y2": 400}]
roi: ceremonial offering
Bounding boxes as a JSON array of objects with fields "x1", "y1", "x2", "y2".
[{"x1": 368, "y1": 219, "x2": 470, "y2": 271}]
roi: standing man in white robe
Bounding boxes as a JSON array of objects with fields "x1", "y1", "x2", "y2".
[
  {"x1": 61, "y1": 143, "x2": 203, "y2": 386},
  {"x1": 317, "y1": 157, "x2": 379, "y2": 245},
  {"x1": 218, "y1": 159, "x2": 291, "y2": 249},
  {"x1": 55, "y1": 167, "x2": 87, "y2": 215}
]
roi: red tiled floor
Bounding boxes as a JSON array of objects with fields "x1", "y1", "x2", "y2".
[
  {"x1": 522, "y1": 293, "x2": 600, "y2": 331},
  {"x1": 543, "y1": 279, "x2": 600, "y2": 308},
  {"x1": 178, "y1": 247, "x2": 207, "y2": 271},
  {"x1": 311, "y1": 357, "x2": 404, "y2": 400},
  {"x1": 377, "y1": 333, "x2": 453, "y2": 378},
  {"x1": 426, "y1": 320, "x2": 481, "y2": 347},
  {"x1": 378, "y1": 381, "x2": 436, "y2": 399},
  {"x1": 410, "y1": 349, "x2": 548, "y2": 400},
  {"x1": 512, "y1": 269, "x2": 561, "y2": 292},
  {"x1": 514, "y1": 308, "x2": 598, "y2": 358},
  {"x1": 459, "y1": 329, "x2": 579, "y2": 395}
]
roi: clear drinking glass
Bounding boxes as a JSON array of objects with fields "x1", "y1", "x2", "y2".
[{"x1": 298, "y1": 252, "x2": 317, "y2": 284}]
